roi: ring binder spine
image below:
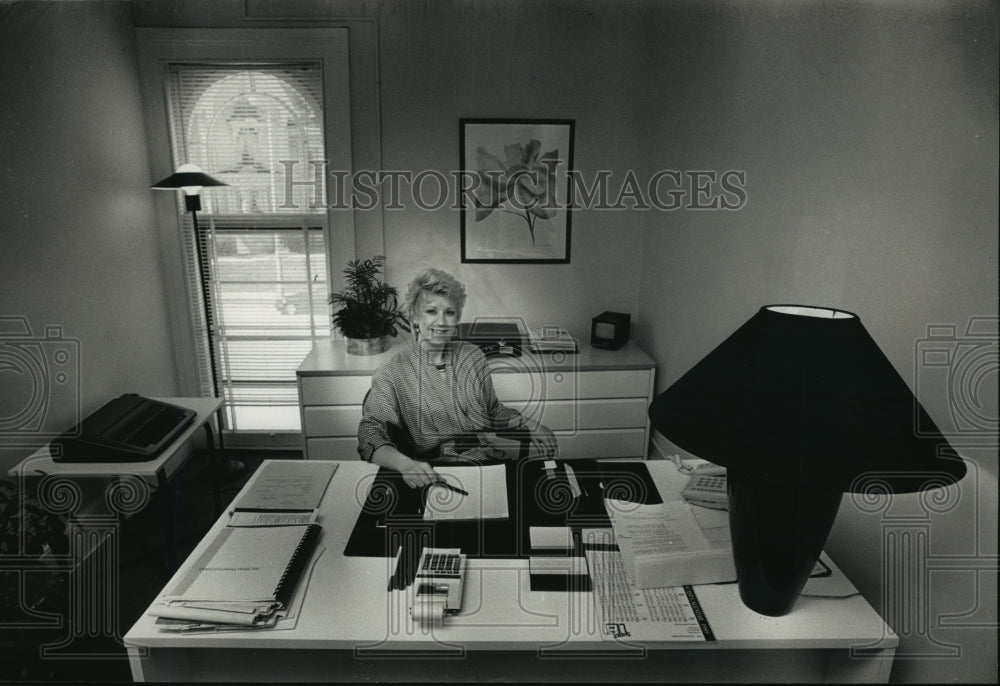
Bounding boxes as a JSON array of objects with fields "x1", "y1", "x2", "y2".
[{"x1": 274, "y1": 523, "x2": 322, "y2": 607}]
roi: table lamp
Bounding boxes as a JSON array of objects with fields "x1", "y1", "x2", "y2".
[
  {"x1": 152, "y1": 165, "x2": 244, "y2": 480},
  {"x1": 649, "y1": 305, "x2": 967, "y2": 616}
]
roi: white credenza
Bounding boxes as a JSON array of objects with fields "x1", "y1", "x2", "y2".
[{"x1": 296, "y1": 337, "x2": 656, "y2": 460}]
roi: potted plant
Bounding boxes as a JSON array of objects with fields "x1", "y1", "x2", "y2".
[{"x1": 329, "y1": 256, "x2": 410, "y2": 355}]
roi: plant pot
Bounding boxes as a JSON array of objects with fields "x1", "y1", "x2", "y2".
[{"x1": 346, "y1": 336, "x2": 390, "y2": 356}]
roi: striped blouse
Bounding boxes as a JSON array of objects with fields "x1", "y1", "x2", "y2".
[{"x1": 357, "y1": 340, "x2": 525, "y2": 464}]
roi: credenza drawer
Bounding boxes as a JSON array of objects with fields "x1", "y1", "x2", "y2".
[
  {"x1": 506, "y1": 398, "x2": 647, "y2": 431},
  {"x1": 305, "y1": 436, "x2": 360, "y2": 460},
  {"x1": 300, "y1": 376, "x2": 372, "y2": 405},
  {"x1": 301, "y1": 369, "x2": 651, "y2": 407},
  {"x1": 553, "y1": 429, "x2": 646, "y2": 459},
  {"x1": 303, "y1": 397, "x2": 647, "y2": 437},
  {"x1": 492, "y1": 370, "x2": 650, "y2": 402},
  {"x1": 303, "y1": 406, "x2": 363, "y2": 436}
]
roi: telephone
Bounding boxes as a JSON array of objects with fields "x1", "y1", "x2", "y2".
[
  {"x1": 681, "y1": 473, "x2": 728, "y2": 510},
  {"x1": 411, "y1": 547, "x2": 466, "y2": 621}
]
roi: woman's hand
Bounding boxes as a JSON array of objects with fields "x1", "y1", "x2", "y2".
[
  {"x1": 371, "y1": 445, "x2": 439, "y2": 489},
  {"x1": 399, "y1": 457, "x2": 439, "y2": 489},
  {"x1": 529, "y1": 424, "x2": 559, "y2": 458}
]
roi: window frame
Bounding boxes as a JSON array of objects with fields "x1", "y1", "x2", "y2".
[{"x1": 136, "y1": 28, "x2": 366, "y2": 447}]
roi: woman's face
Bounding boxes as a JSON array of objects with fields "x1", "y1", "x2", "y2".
[{"x1": 414, "y1": 292, "x2": 460, "y2": 345}]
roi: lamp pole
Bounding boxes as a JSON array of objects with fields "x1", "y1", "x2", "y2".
[
  {"x1": 186, "y1": 195, "x2": 220, "y2": 399},
  {"x1": 153, "y1": 165, "x2": 244, "y2": 482}
]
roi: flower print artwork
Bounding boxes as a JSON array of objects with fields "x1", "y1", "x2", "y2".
[{"x1": 461, "y1": 120, "x2": 574, "y2": 263}]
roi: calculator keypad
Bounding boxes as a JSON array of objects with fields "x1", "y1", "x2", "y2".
[
  {"x1": 690, "y1": 476, "x2": 725, "y2": 492},
  {"x1": 418, "y1": 552, "x2": 462, "y2": 578}
]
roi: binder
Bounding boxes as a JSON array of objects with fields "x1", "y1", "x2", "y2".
[{"x1": 150, "y1": 523, "x2": 321, "y2": 626}]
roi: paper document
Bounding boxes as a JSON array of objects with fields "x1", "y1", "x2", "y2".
[
  {"x1": 605, "y1": 499, "x2": 735, "y2": 589},
  {"x1": 423, "y1": 464, "x2": 509, "y2": 521},
  {"x1": 233, "y1": 460, "x2": 337, "y2": 511},
  {"x1": 586, "y1": 550, "x2": 714, "y2": 642}
]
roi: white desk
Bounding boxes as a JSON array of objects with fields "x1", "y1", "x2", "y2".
[
  {"x1": 124, "y1": 459, "x2": 897, "y2": 683},
  {"x1": 8, "y1": 397, "x2": 224, "y2": 569},
  {"x1": 7, "y1": 397, "x2": 223, "y2": 661},
  {"x1": 9, "y1": 396, "x2": 223, "y2": 486}
]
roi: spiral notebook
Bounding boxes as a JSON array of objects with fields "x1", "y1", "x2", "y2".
[{"x1": 165, "y1": 523, "x2": 321, "y2": 607}]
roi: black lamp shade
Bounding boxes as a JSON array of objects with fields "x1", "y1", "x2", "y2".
[
  {"x1": 151, "y1": 171, "x2": 227, "y2": 190},
  {"x1": 649, "y1": 305, "x2": 966, "y2": 492},
  {"x1": 649, "y1": 305, "x2": 967, "y2": 616}
]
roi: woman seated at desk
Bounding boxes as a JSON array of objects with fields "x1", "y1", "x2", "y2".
[{"x1": 357, "y1": 267, "x2": 557, "y2": 488}]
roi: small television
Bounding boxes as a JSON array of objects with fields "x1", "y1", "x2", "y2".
[{"x1": 590, "y1": 311, "x2": 630, "y2": 350}]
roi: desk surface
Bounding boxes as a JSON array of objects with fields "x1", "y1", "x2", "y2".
[
  {"x1": 8, "y1": 397, "x2": 222, "y2": 482},
  {"x1": 125, "y1": 459, "x2": 897, "y2": 656}
]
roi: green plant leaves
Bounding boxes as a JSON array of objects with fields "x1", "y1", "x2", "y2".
[{"x1": 329, "y1": 256, "x2": 410, "y2": 339}]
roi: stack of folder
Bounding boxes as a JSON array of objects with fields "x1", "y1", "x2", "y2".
[{"x1": 149, "y1": 459, "x2": 337, "y2": 631}]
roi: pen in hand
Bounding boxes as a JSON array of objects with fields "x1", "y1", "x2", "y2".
[{"x1": 432, "y1": 480, "x2": 469, "y2": 496}]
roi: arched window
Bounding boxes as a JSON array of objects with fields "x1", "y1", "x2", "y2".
[
  {"x1": 170, "y1": 66, "x2": 326, "y2": 214},
  {"x1": 164, "y1": 64, "x2": 331, "y2": 435}
]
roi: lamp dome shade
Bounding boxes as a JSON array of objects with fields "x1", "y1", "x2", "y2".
[
  {"x1": 648, "y1": 305, "x2": 967, "y2": 493},
  {"x1": 151, "y1": 163, "x2": 227, "y2": 191}
]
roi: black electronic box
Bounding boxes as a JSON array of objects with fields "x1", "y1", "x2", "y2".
[{"x1": 456, "y1": 321, "x2": 528, "y2": 357}]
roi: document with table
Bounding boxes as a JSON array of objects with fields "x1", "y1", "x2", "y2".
[{"x1": 605, "y1": 498, "x2": 736, "y2": 589}]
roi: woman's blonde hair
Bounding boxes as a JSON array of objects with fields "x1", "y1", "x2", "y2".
[{"x1": 404, "y1": 268, "x2": 467, "y2": 322}]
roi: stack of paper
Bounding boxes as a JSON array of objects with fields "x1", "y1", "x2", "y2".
[
  {"x1": 528, "y1": 327, "x2": 579, "y2": 353},
  {"x1": 148, "y1": 460, "x2": 337, "y2": 631},
  {"x1": 605, "y1": 499, "x2": 736, "y2": 589}
]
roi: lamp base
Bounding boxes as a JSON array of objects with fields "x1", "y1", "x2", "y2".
[{"x1": 727, "y1": 471, "x2": 843, "y2": 616}]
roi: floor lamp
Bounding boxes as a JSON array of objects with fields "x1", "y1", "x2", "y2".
[{"x1": 152, "y1": 164, "x2": 245, "y2": 481}]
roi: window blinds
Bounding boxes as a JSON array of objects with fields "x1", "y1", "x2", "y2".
[{"x1": 166, "y1": 63, "x2": 330, "y2": 434}]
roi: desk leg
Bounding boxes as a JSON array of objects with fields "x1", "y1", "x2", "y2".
[
  {"x1": 202, "y1": 417, "x2": 222, "y2": 517},
  {"x1": 158, "y1": 470, "x2": 179, "y2": 575}
]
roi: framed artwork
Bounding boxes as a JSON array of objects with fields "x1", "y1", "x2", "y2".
[{"x1": 460, "y1": 118, "x2": 574, "y2": 263}]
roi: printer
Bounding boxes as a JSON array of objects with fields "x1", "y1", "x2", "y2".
[
  {"x1": 456, "y1": 320, "x2": 528, "y2": 357},
  {"x1": 51, "y1": 394, "x2": 196, "y2": 463}
]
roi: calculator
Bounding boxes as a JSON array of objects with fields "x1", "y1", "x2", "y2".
[
  {"x1": 681, "y1": 473, "x2": 729, "y2": 510},
  {"x1": 414, "y1": 547, "x2": 466, "y2": 613}
]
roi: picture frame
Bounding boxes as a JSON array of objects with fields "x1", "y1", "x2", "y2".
[{"x1": 460, "y1": 118, "x2": 574, "y2": 263}]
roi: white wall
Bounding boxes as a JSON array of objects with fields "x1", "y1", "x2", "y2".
[
  {"x1": 0, "y1": 0, "x2": 178, "y2": 473},
  {"x1": 375, "y1": 0, "x2": 646, "y2": 335},
  {"x1": 635, "y1": 2, "x2": 998, "y2": 682}
]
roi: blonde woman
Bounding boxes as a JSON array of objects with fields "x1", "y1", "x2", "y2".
[{"x1": 357, "y1": 267, "x2": 557, "y2": 488}]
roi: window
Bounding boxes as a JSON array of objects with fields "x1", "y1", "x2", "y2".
[
  {"x1": 166, "y1": 64, "x2": 328, "y2": 433},
  {"x1": 136, "y1": 29, "x2": 363, "y2": 446}
]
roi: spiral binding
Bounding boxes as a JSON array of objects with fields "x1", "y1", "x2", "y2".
[{"x1": 273, "y1": 524, "x2": 322, "y2": 606}]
